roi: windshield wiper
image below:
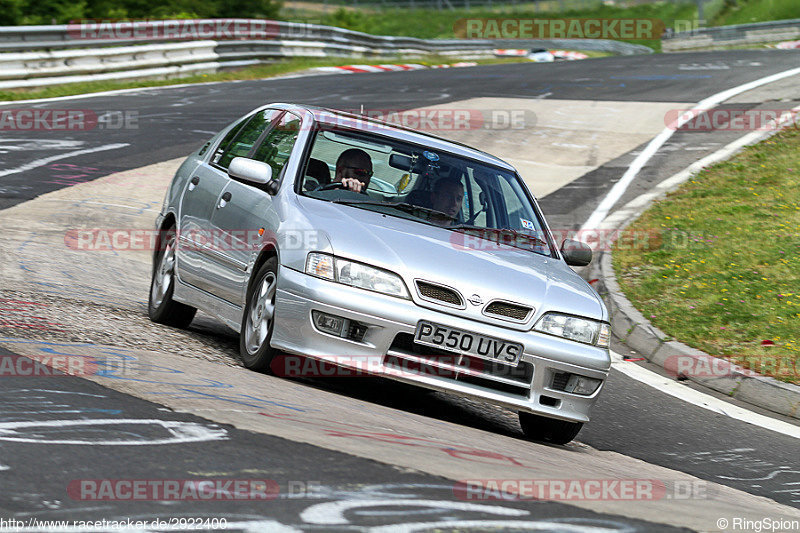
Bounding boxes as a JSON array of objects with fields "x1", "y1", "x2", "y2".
[
  {"x1": 449, "y1": 225, "x2": 550, "y2": 250},
  {"x1": 332, "y1": 200, "x2": 456, "y2": 223}
]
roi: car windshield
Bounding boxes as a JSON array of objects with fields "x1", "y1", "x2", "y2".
[{"x1": 300, "y1": 126, "x2": 553, "y2": 256}]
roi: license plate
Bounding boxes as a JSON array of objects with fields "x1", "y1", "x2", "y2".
[{"x1": 414, "y1": 321, "x2": 522, "y2": 366}]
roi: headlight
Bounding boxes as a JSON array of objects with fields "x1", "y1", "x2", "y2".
[
  {"x1": 305, "y1": 253, "x2": 409, "y2": 299},
  {"x1": 534, "y1": 313, "x2": 609, "y2": 347}
]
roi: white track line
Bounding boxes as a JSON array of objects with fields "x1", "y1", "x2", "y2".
[
  {"x1": 581, "y1": 66, "x2": 800, "y2": 230},
  {"x1": 0, "y1": 143, "x2": 129, "y2": 179},
  {"x1": 598, "y1": 103, "x2": 800, "y2": 231},
  {"x1": 611, "y1": 351, "x2": 800, "y2": 439}
]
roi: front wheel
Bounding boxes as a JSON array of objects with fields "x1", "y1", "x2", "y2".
[
  {"x1": 148, "y1": 226, "x2": 196, "y2": 328},
  {"x1": 519, "y1": 411, "x2": 583, "y2": 445},
  {"x1": 239, "y1": 258, "x2": 279, "y2": 372}
]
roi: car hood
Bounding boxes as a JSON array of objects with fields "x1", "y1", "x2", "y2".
[{"x1": 296, "y1": 197, "x2": 605, "y2": 327}]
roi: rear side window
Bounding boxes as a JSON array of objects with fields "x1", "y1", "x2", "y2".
[
  {"x1": 214, "y1": 109, "x2": 282, "y2": 169},
  {"x1": 211, "y1": 116, "x2": 251, "y2": 164},
  {"x1": 252, "y1": 112, "x2": 302, "y2": 178}
]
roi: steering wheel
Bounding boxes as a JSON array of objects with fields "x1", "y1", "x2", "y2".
[{"x1": 317, "y1": 182, "x2": 346, "y2": 191}]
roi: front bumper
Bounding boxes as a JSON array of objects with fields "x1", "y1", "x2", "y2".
[{"x1": 272, "y1": 266, "x2": 610, "y2": 423}]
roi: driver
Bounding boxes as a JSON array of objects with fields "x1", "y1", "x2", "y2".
[{"x1": 335, "y1": 148, "x2": 373, "y2": 193}]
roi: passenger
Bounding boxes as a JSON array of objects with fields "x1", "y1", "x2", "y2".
[
  {"x1": 430, "y1": 177, "x2": 464, "y2": 222},
  {"x1": 335, "y1": 148, "x2": 373, "y2": 193}
]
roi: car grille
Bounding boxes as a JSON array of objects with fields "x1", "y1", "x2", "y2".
[
  {"x1": 484, "y1": 301, "x2": 532, "y2": 321},
  {"x1": 415, "y1": 281, "x2": 463, "y2": 307},
  {"x1": 385, "y1": 333, "x2": 533, "y2": 397},
  {"x1": 550, "y1": 371, "x2": 570, "y2": 391}
]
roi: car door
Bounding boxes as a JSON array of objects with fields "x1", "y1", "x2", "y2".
[
  {"x1": 206, "y1": 111, "x2": 303, "y2": 305},
  {"x1": 176, "y1": 108, "x2": 282, "y2": 293}
]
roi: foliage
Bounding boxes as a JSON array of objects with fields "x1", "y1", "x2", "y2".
[{"x1": 3, "y1": 0, "x2": 280, "y2": 24}]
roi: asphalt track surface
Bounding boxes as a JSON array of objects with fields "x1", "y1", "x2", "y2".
[{"x1": 1, "y1": 49, "x2": 799, "y2": 529}]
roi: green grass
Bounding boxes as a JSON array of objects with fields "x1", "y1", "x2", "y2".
[
  {"x1": 302, "y1": 2, "x2": 699, "y2": 52},
  {"x1": 710, "y1": 0, "x2": 800, "y2": 26},
  {"x1": 613, "y1": 128, "x2": 800, "y2": 383},
  {"x1": 0, "y1": 55, "x2": 553, "y2": 102}
]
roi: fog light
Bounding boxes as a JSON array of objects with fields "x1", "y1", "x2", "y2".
[
  {"x1": 565, "y1": 375, "x2": 602, "y2": 395},
  {"x1": 312, "y1": 311, "x2": 346, "y2": 336}
]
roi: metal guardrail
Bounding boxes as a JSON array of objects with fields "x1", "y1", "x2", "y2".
[
  {"x1": 0, "y1": 19, "x2": 651, "y2": 90},
  {"x1": 662, "y1": 18, "x2": 800, "y2": 52}
]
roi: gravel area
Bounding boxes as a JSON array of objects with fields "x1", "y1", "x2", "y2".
[{"x1": 0, "y1": 288, "x2": 242, "y2": 368}]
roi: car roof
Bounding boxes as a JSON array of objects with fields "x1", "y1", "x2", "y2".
[{"x1": 267, "y1": 102, "x2": 516, "y2": 172}]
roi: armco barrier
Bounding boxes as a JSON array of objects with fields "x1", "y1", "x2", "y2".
[
  {"x1": 0, "y1": 19, "x2": 652, "y2": 90},
  {"x1": 663, "y1": 18, "x2": 800, "y2": 52}
]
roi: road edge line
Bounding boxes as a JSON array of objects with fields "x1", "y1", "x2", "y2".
[{"x1": 581, "y1": 65, "x2": 800, "y2": 231}]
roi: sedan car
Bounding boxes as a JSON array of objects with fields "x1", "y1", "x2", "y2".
[
  {"x1": 149, "y1": 103, "x2": 610, "y2": 444},
  {"x1": 528, "y1": 48, "x2": 555, "y2": 62}
]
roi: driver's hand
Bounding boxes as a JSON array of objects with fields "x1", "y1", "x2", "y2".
[{"x1": 341, "y1": 177, "x2": 365, "y2": 192}]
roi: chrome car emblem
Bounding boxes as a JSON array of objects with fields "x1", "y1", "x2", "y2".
[{"x1": 467, "y1": 294, "x2": 483, "y2": 306}]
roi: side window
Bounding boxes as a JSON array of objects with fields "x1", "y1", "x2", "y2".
[
  {"x1": 215, "y1": 109, "x2": 282, "y2": 169},
  {"x1": 211, "y1": 115, "x2": 253, "y2": 165},
  {"x1": 497, "y1": 177, "x2": 524, "y2": 224},
  {"x1": 497, "y1": 174, "x2": 542, "y2": 234},
  {"x1": 466, "y1": 169, "x2": 492, "y2": 227},
  {"x1": 252, "y1": 112, "x2": 302, "y2": 178}
]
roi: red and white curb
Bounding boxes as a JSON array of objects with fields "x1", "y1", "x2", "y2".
[
  {"x1": 772, "y1": 40, "x2": 800, "y2": 49},
  {"x1": 314, "y1": 62, "x2": 478, "y2": 74}
]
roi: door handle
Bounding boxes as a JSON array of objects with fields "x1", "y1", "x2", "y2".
[
  {"x1": 217, "y1": 191, "x2": 232, "y2": 209},
  {"x1": 188, "y1": 176, "x2": 200, "y2": 191}
]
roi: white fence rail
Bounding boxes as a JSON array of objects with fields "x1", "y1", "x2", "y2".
[
  {"x1": 0, "y1": 19, "x2": 651, "y2": 90},
  {"x1": 663, "y1": 18, "x2": 800, "y2": 52}
]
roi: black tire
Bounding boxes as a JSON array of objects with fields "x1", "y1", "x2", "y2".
[
  {"x1": 519, "y1": 411, "x2": 583, "y2": 445},
  {"x1": 239, "y1": 257, "x2": 279, "y2": 372},
  {"x1": 148, "y1": 225, "x2": 196, "y2": 328}
]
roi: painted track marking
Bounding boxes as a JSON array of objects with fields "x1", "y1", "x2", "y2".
[
  {"x1": 611, "y1": 351, "x2": 800, "y2": 440},
  {"x1": 582, "y1": 66, "x2": 800, "y2": 230},
  {"x1": 0, "y1": 144, "x2": 129, "y2": 179}
]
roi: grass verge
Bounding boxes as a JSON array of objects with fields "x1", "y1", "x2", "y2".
[
  {"x1": 710, "y1": 0, "x2": 800, "y2": 26},
  {"x1": 301, "y1": 2, "x2": 699, "y2": 52},
  {"x1": 0, "y1": 55, "x2": 590, "y2": 102},
  {"x1": 612, "y1": 127, "x2": 800, "y2": 384}
]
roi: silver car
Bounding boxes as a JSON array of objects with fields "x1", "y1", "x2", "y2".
[{"x1": 149, "y1": 103, "x2": 610, "y2": 444}]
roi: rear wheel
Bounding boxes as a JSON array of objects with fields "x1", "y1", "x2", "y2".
[
  {"x1": 519, "y1": 411, "x2": 583, "y2": 445},
  {"x1": 148, "y1": 226, "x2": 196, "y2": 328},
  {"x1": 240, "y1": 258, "x2": 279, "y2": 372}
]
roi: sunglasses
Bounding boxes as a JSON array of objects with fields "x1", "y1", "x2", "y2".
[{"x1": 344, "y1": 166, "x2": 373, "y2": 179}]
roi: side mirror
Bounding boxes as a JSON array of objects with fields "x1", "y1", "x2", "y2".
[
  {"x1": 561, "y1": 239, "x2": 592, "y2": 267},
  {"x1": 228, "y1": 157, "x2": 274, "y2": 189}
]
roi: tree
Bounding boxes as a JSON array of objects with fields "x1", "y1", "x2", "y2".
[{"x1": 0, "y1": 0, "x2": 25, "y2": 25}]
